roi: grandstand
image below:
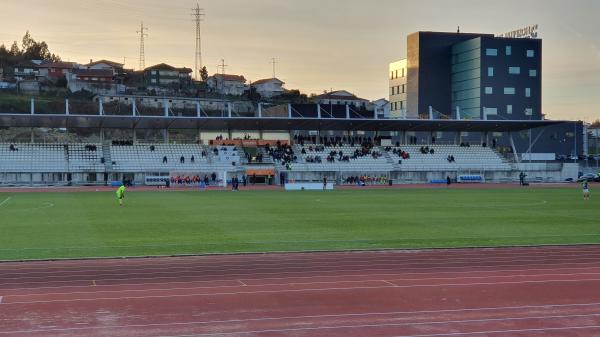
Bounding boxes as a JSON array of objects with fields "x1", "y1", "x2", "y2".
[{"x1": 0, "y1": 97, "x2": 585, "y2": 186}]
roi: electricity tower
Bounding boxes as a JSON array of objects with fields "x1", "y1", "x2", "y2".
[
  {"x1": 191, "y1": 3, "x2": 205, "y2": 80},
  {"x1": 270, "y1": 57, "x2": 277, "y2": 78},
  {"x1": 137, "y1": 22, "x2": 148, "y2": 70},
  {"x1": 217, "y1": 59, "x2": 227, "y2": 75}
]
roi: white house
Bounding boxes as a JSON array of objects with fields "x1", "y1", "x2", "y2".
[
  {"x1": 251, "y1": 78, "x2": 285, "y2": 98},
  {"x1": 207, "y1": 74, "x2": 248, "y2": 96},
  {"x1": 312, "y1": 90, "x2": 370, "y2": 108},
  {"x1": 372, "y1": 98, "x2": 391, "y2": 119},
  {"x1": 84, "y1": 59, "x2": 124, "y2": 75}
]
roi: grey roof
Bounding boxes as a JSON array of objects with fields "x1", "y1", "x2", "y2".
[{"x1": 0, "y1": 113, "x2": 568, "y2": 131}]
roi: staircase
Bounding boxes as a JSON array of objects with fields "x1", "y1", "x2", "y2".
[{"x1": 102, "y1": 141, "x2": 113, "y2": 171}]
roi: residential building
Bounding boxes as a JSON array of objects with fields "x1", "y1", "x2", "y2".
[
  {"x1": 207, "y1": 74, "x2": 248, "y2": 96},
  {"x1": 393, "y1": 31, "x2": 541, "y2": 120},
  {"x1": 144, "y1": 63, "x2": 192, "y2": 87},
  {"x1": 84, "y1": 59, "x2": 124, "y2": 75},
  {"x1": 13, "y1": 60, "x2": 42, "y2": 81},
  {"x1": 388, "y1": 59, "x2": 407, "y2": 118},
  {"x1": 251, "y1": 78, "x2": 285, "y2": 98},
  {"x1": 37, "y1": 61, "x2": 77, "y2": 82},
  {"x1": 312, "y1": 90, "x2": 369, "y2": 108},
  {"x1": 372, "y1": 98, "x2": 391, "y2": 119}
]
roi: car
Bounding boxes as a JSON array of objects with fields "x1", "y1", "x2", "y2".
[{"x1": 577, "y1": 173, "x2": 600, "y2": 182}]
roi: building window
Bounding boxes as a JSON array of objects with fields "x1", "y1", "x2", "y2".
[
  {"x1": 390, "y1": 87, "x2": 394, "y2": 95},
  {"x1": 487, "y1": 67, "x2": 494, "y2": 77},
  {"x1": 401, "y1": 84, "x2": 405, "y2": 93},
  {"x1": 525, "y1": 108, "x2": 533, "y2": 115},
  {"x1": 527, "y1": 50, "x2": 535, "y2": 57},
  {"x1": 506, "y1": 45, "x2": 512, "y2": 55},
  {"x1": 525, "y1": 88, "x2": 531, "y2": 97},
  {"x1": 485, "y1": 87, "x2": 493, "y2": 94},
  {"x1": 504, "y1": 87, "x2": 515, "y2": 95},
  {"x1": 509, "y1": 67, "x2": 520, "y2": 74},
  {"x1": 506, "y1": 105, "x2": 513, "y2": 114},
  {"x1": 529, "y1": 69, "x2": 537, "y2": 77},
  {"x1": 401, "y1": 68, "x2": 405, "y2": 77},
  {"x1": 390, "y1": 71, "x2": 394, "y2": 80},
  {"x1": 485, "y1": 48, "x2": 498, "y2": 56},
  {"x1": 484, "y1": 107, "x2": 498, "y2": 115},
  {"x1": 400, "y1": 101, "x2": 404, "y2": 110}
]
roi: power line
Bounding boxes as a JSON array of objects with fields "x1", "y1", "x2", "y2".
[
  {"x1": 191, "y1": 3, "x2": 205, "y2": 80},
  {"x1": 136, "y1": 22, "x2": 148, "y2": 70}
]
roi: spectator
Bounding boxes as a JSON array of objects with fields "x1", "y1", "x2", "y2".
[
  {"x1": 180, "y1": 156, "x2": 185, "y2": 164},
  {"x1": 162, "y1": 156, "x2": 168, "y2": 164},
  {"x1": 191, "y1": 155, "x2": 195, "y2": 163}
]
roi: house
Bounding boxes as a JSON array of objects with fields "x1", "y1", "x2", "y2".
[
  {"x1": 207, "y1": 74, "x2": 248, "y2": 96},
  {"x1": 84, "y1": 59, "x2": 124, "y2": 75},
  {"x1": 67, "y1": 68, "x2": 120, "y2": 94},
  {"x1": 144, "y1": 63, "x2": 192, "y2": 87},
  {"x1": 312, "y1": 90, "x2": 370, "y2": 108},
  {"x1": 13, "y1": 60, "x2": 42, "y2": 81},
  {"x1": 250, "y1": 78, "x2": 285, "y2": 98},
  {"x1": 37, "y1": 61, "x2": 77, "y2": 82},
  {"x1": 71, "y1": 69, "x2": 114, "y2": 83},
  {"x1": 372, "y1": 98, "x2": 391, "y2": 119}
]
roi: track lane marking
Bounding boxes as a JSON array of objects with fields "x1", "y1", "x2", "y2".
[
  {"x1": 7, "y1": 250, "x2": 600, "y2": 277},
  {"x1": 5, "y1": 259, "x2": 600, "y2": 286},
  {"x1": 5, "y1": 271, "x2": 600, "y2": 299},
  {"x1": 5, "y1": 277, "x2": 600, "y2": 305},
  {"x1": 3, "y1": 312, "x2": 600, "y2": 335},
  {"x1": 5, "y1": 265, "x2": 600, "y2": 293}
]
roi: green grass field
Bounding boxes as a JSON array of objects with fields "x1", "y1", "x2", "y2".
[{"x1": 0, "y1": 188, "x2": 597, "y2": 260}]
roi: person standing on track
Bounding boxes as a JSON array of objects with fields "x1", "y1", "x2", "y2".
[
  {"x1": 116, "y1": 184, "x2": 126, "y2": 206},
  {"x1": 582, "y1": 179, "x2": 590, "y2": 201}
]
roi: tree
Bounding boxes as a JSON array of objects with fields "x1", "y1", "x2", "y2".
[
  {"x1": 199, "y1": 66, "x2": 208, "y2": 82},
  {"x1": 19, "y1": 31, "x2": 60, "y2": 61},
  {"x1": 9, "y1": 41, "x2": 20, "y2": 56}
]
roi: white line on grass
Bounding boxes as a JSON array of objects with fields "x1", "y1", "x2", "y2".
[{"x1": 0, "y1": 197, "x2": 11, "y2": 208}]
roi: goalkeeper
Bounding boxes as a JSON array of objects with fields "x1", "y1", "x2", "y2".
[{"x1": 116, "y1": 185, "x2": 126, "y2": 206}]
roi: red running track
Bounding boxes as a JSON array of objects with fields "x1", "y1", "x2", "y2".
[{"x1": 2, "y1": 245, "x2": 600, "y2": 336}]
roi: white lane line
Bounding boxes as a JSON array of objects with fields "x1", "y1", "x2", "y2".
[
  {"x1": 3, "y1": 246, "x2": 600, "y2": 272},
  {"x1": 394, "y1": 325, "x2": 600, "y2": 337},
  {"x1": 5, "y1": 261, "x2": 600, "y2": 289},
  {"x1": 0, "y1": 197, "x2": 11, "y2": 208},
  {"x1": 4, "y1": 271, "x2": 600, "y2": 299},
  {"x1": 7, "y1": 252, "x2": 600, "y2": 278},
  {"x1": 4, "y1": 258, "x2": 600, "y2": 284},
  {"x1": 5, "y1": 277, "x2": 600, "y2": 305},
  {"x1": 6, "y1": 265, "x2": 600, "y2": 293},
  {"x1": 3, "y1": 309, "x2": 600, "y2": 335},
  {"x1": 382, "y1": 280, "x2": 397, "y2": 287}
]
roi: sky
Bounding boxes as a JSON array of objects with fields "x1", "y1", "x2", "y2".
[{"x1": 1, "y1": 0, "x2": 599, "y2": 121}]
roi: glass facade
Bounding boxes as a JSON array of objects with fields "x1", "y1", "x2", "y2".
[{"x1": 452, "y1": 38, "x2": 482, "y2": 119}]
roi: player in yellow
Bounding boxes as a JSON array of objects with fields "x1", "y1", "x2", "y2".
[{"x1": 116, "y1": 185, "x2": 126, "y2": 206}]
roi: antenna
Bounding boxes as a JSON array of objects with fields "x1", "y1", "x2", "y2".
[
  {"x1": 217, "y1": 59, "x2": 227, "y2": 75},
  {"x1": 270, "y1": 57, "x2": 277, "y2": 78},
  {"x1": 136, "y1": 22, "x2": 149, "y2": 70},
  {"x1": 191, "y1": 3, "x2": 205, "y2": 80}
]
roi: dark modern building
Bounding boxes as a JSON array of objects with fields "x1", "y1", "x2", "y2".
[
  {"x1": 389, "y1": 30, "x2": 583, "y2": 156},
  {"x1": 392, "y1": 31, "x2": 542, "y2": 121}
]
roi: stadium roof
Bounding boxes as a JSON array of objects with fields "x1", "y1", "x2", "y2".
[{"x1": 0, "y1": 113, "x2": 569, "y2": 132}]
